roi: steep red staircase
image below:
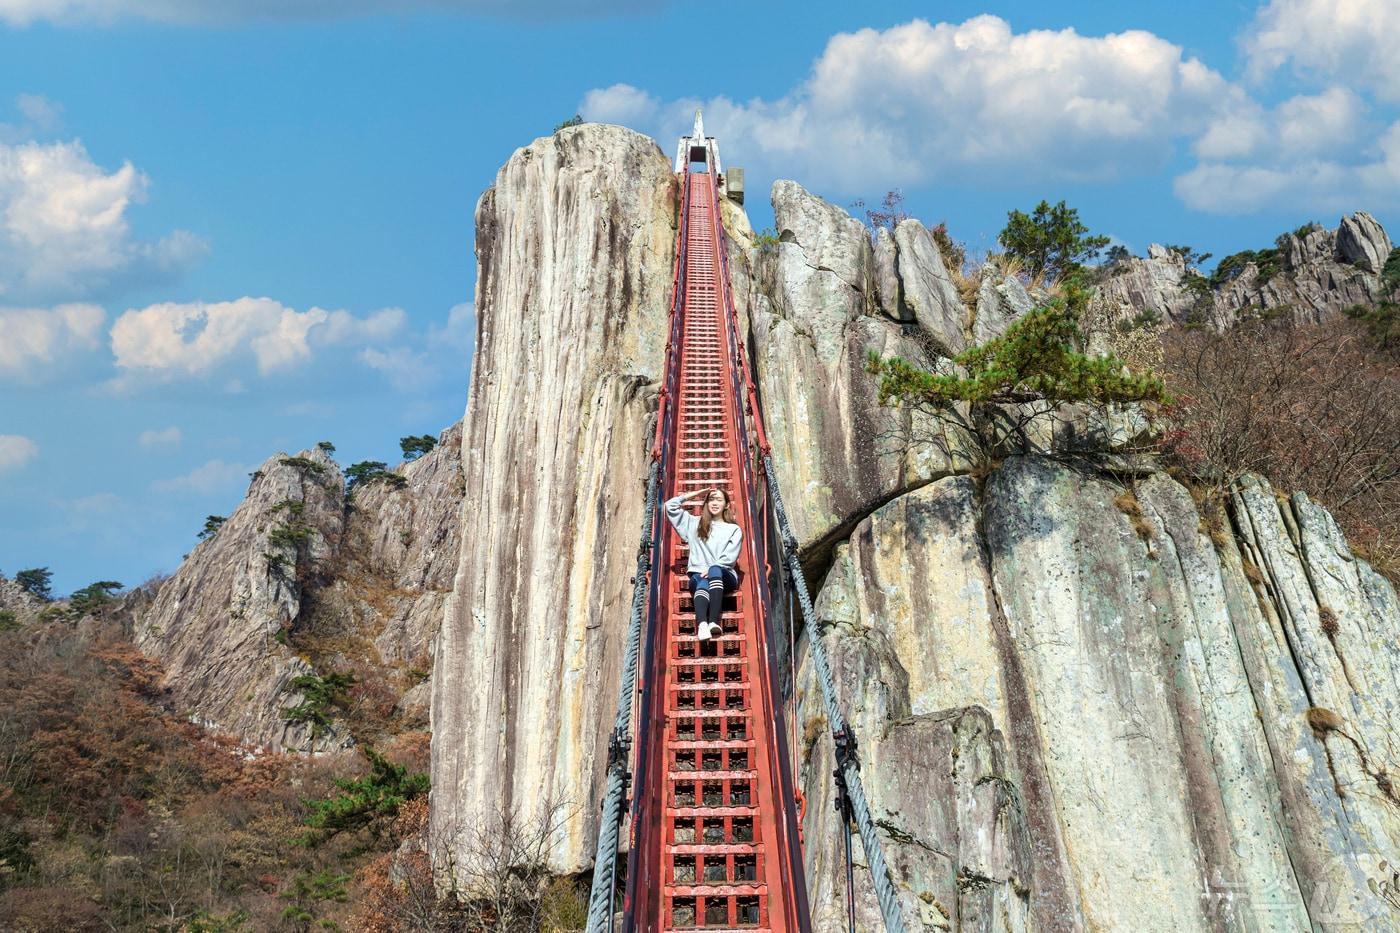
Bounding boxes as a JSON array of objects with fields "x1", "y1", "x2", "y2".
[{"x1": 626, "y1": 167, "x2": 807, "y2": 930}]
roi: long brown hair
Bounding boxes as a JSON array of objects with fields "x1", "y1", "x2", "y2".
[{"x1": 697, "y1": 487, "x2": 736, "y2": 541}]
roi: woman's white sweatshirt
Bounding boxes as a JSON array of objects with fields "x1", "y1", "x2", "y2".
[{"x1": 665, "y1": 495, "x2": 743, "y2": 574}]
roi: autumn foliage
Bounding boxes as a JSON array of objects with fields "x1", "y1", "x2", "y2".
[
  {"x1": 1161, "y1": 315, "x2": 1400, "y2": 578},
  {"x1": 0, "y1": 619, "x2": 428, "y2": 932}
]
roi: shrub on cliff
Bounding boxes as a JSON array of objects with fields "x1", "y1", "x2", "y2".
[
  {"x1": 997, "y1": 199, "x2": 1110, "y2": 281},
  {"x1": 1211, "y1": 247, "x2": 1282, "y2": 286},
  {"x1": 14, "y1": 567, "x2": 52, "y2": 601},
  {"x1": 344, "y1": 460, "x2": 407, "y2": 494},
  {"x1": 1383, "y1": 247, "x2": 1400, "y2": 291},
  {"x1": 198, "y1": 514, "x2": 227, "y2": 540},
  {"x1": 869, "y1": 277, "x2": 1168, "y2": 456},
  {"x1": 301, "y1": 747, "x2": 429, "y2": 844},
  {"x1": 852, "y1": 189, "x2": 909, "y2": 233},
  {"x1": 69, "y1": 580, "x2": 123, "y2": 615},
  {"x1": 280, "y1": 456, "x2": 327, "y2": 478},
  {"x1": 283, "y1": 671, "x2": 355, "y2": 738},
  {"x1": 399, "y1": 434, "x2": 437, "y2": 461}
]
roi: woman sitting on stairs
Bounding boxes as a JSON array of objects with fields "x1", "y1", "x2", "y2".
[{"x1": 664, "y1": 487, "x2": 742, "y2": 643}]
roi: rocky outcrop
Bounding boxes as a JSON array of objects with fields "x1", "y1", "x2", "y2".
[
  {"x1": 799, "y1": 459, "x2": 1400, "y2": 930},
  {"x1": 429, "y1": 124, "x2": 677, "y2": 876},
  {"x1": 760, "y1": 193, "x2": 1399, "y2": 928},
  {"x1": 1337, "y1": 211, "x2": 1393, "y2": 274},
  {"x1": 134, "y1": 427, "x2": 462, "y2": 753},
  {"x1": 0, "y1": 574, "x2": 46, "y2": 626},
  {"x1": 1098, "y1": 214, "x2": 1394, "y2": 328},
  {"x1": 973, "y1": 270, "x2": 1034, "y2": 345},
  {"x1": 744, "y1": 182, "x2": 972, "y2": 557},
  {"x1": 136, "y1": 446, "x2": 351, "y2": 752},
  {"x1": 894, "y1": 218, "x2": 967, "y2": 355},
  {"x1": 1095, "y1": 243, "x2": 1200, "y2": 323}
]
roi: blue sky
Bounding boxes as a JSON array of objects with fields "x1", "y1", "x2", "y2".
[{"x1": 1, "y1": 0, "x2": 1397, "y2": 594}]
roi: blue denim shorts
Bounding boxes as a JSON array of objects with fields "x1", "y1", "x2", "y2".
[{"x1": 688, "y1": 565, "x2": 739, "y2": 594}]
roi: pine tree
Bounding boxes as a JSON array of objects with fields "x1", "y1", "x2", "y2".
[{"x1": 301, "y1": 747, "x2": 430, "y2": 844}]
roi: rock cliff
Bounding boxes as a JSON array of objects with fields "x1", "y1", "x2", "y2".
[
  {"x1": 428, "y1": 124, "x2": 677, "y2": 874},
  {"x1": 1098, "y1": 214, "x2": 1393, "y2": 328},
  {"x1": 420, "y1": 124, "x2": 1400, "y2": 928},
  {"x1": 0, "y1": 574, "x2": 46, "y2": 626},
  {"x1": 132, "y1": 425, "x2": 462, "y2": 753}
]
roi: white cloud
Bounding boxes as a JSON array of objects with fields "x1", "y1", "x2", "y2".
[
  {"x1": 1189, "y1": 89, "x2": 1363, "y2": 163},
  {"x1": 583, "y1": 17, "x2": 1236, "y2": 192},
  {"x1": 109, "y1": 297, "x2": 405, "y2": 381},
  {"x1": 138, "y1": 425, "x2": 181, "y2": 448},
  {"x1": 151, "y1": 458, "x2": 250, "y2": 494},
  {"x1": 360, "y1": 345, "x2": 434, "y2": 392},
  {"x1": 0, "y1": 138, "x2": 206, "y2": 302},
  {"x1": 318, "y1": 306, "x2": 405, "y2": 345},
  {"x1": 0, "y1": 0, "x2": 657, "y2": 26},
  {"x1": 357, "y1": 300, "x2": 477, "y2": 391},
  {"x1": 1176, "y1": 120, "x2": 1400, "y2": 214},
  {"x1": 430, "y1": 301, "x2": 475, "y2": 351},
  {"x1": 0, "y1": 434, "x2": 38, "y2": 472},
  {"x1": 586, "y1": 14, "x2": 1400, "y2": 215},
  {"x1": 1275, "y1": 87, "x2": 1366, "y2": 157},
  {"x1": 63, "y1": 491, "x2": 123, "y2": 514},
  {"x1": 0, "y1": 303, "x2": 105, "y2": 379},
  {"x1": 0, "y1": 93, "x2": 63, "y2": 143},
  {"x1": 1179, "y1": 91, "x2": 1399, "y2": 215},
  {"x1": 1245, "y1": 0, "x2": 1400, "y2": 103},
  {"x1": 581, "y1": 84, "x2": 661, "y2": 129},
  {"x1": 1192, "y1": 102, "x2": 1271, "y2": 161},
  {"x1": 16, "y1": 94, "x2": 61, "y2": 131}
]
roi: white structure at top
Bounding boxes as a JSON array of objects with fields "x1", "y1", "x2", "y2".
[{"x1": 675, "y1": 108, "x2": 723, "y2": 175}]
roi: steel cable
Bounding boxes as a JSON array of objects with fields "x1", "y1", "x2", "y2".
[
  {"x1": 585, "y1": 460, "x2": 660, "y2": 933},
  {"x1": 762, "y1": 452, "x2": 909, "y2": 933}
]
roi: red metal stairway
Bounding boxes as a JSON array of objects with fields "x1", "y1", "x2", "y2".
[{"x1": 625, "y1": 166, "x2": 807, "y2": 931}]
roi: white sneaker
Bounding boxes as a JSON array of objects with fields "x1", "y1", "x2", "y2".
[{"x1": 696, "y1": 622, "x2": 711, "y2": 641}]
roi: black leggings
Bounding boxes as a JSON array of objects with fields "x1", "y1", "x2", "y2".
[{"x1": 689, "y1": 565, "x2": 738, "y2": 630}]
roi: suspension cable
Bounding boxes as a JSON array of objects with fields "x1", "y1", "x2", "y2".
[
  {"x1": 584, "y1": 459, "x2": 660, "y2": 933},
  {"x1": 762, "y1": 451, "x2": 909, "y2": 933}
]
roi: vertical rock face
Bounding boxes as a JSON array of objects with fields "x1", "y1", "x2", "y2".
[
  {"x1": 744, "y1": 181, "x2": 972, "y2": 557},
  {"x1": 799, "y1": 478, "x2": 1041, "y2": 931},
  {"x1": 1336, "y1": 211, "x2": 1393, "y2": 273},
  {"x1": 133, "y1": 427, "x2": 463, "y2": 753},
  {"x1": 1095, "y1": 244, "x2": 1199, "y2": 323},
  {"x1": 136, "y1": 446, "x2": 352, "y2": 752},
  {"x1": 1228, "y1": 476, "x2": 1400, "y2": 928},
  {"x1": 894, "y1": 218, "x2": 967, "y2": 355},
  {"x1": 972, "y1": 271, "x2": 1034, "y2": 345},
  {"x1": 799, "y1": 457, "x2": 1400, "y2": 930},
  {"x1": 429, "y1": 124, "x2": 677, "y2": 875}
]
